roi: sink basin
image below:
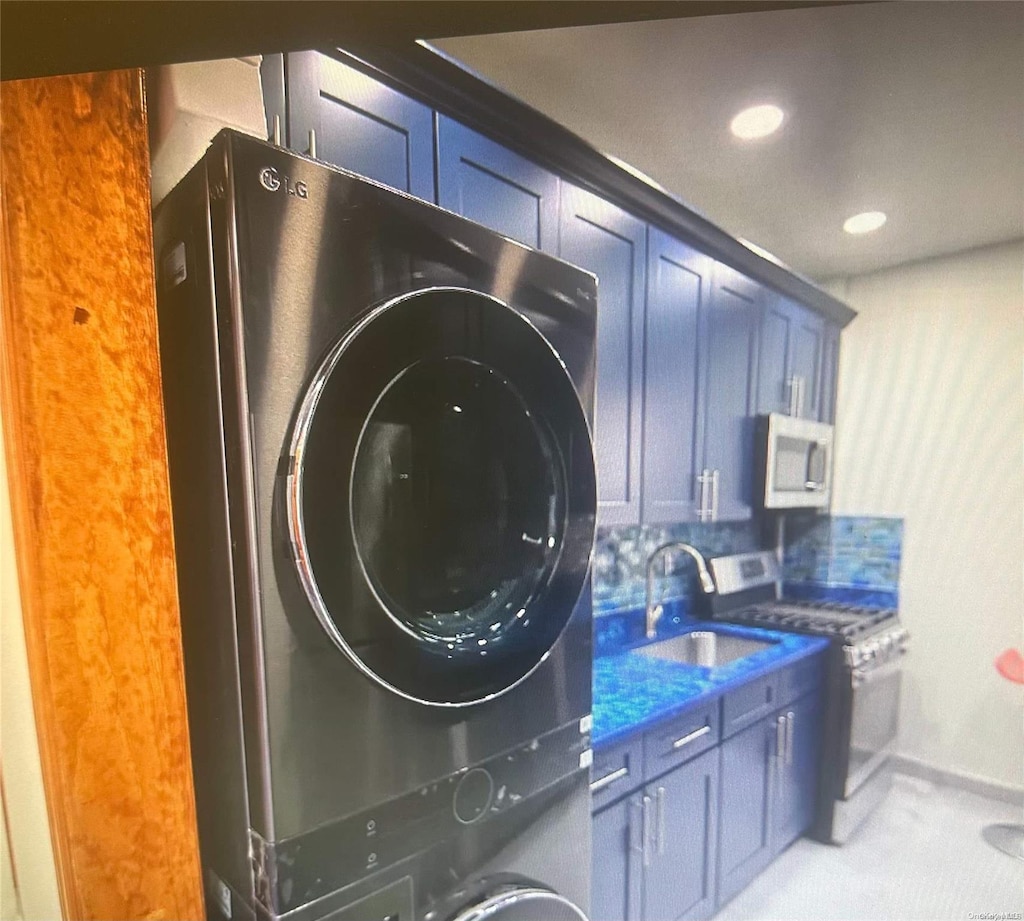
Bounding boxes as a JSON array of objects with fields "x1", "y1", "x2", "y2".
[{"x1": 637, "y1": 631, "x2": 776, "y2": 669}]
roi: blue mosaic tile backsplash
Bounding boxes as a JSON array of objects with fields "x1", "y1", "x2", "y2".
[
  {"x1": 591, "y1": 515, "x2": 903, "y2": 656},
  {"x1": 782, "y1": 515, "x2": 903, "y2": 593},
  {"x1": 593, "y1": 520, "x2": 760, "y2": 615}
]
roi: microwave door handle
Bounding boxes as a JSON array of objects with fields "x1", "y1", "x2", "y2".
[{"x1": 805, "y1": 442, "x2": 828, "y2": 491}]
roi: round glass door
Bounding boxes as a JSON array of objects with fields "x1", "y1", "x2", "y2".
[{"x1": 287, "y1": 288, "x2": 595, "y2": 706}]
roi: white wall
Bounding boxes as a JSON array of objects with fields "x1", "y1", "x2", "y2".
[
  {"x1": 148, "y1": 57, "x2": 266, "y2": 206},
  {"x1": 0, "y1": 413, "x2": 62, "y2": 920},
  {"x1": 826, "y1": 239, "x2": 1024, "y2": 790}
]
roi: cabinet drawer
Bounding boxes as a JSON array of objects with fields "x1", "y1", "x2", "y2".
[
  {"x1": 722, "y1": 673, "x2": 780, "y2": 738},
  {"x1": 591, "y1": 737, "x2": 644, "y2": 810},
  {"x1": 643, "y1": 701, "x2": 720, "y2": 781},
  {"x1": 779, "y1": 653, "x2": 825, "y2": 707}
]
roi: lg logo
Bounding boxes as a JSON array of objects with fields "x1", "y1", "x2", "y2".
[{"x1": 259, "y1": 167, "x2": 308, "y2": 200}]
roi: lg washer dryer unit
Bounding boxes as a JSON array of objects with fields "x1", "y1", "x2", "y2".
[{"x1": 154, "y1": 130, "x2": 596, "y2": 920}]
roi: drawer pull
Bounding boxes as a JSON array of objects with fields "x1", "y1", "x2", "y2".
[
  {"x1": 590, "y1": 766, "x2": 629, "y2": 793},
  {"x1": 671, "y1": 724, "x2": 711, "y2": 750}
]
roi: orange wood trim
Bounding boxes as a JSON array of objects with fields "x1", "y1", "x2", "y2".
[{"x1": 0, "y1": 70, "x2": 205, "y2": 921}]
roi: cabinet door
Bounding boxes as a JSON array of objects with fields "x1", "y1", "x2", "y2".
[
  {"x1": 436, "y1": 115, "x2": 559, "y2": 252},
  {"x1": 641, "y1": 229, "x2": 709, "y2": 524},
  {"x1": 756, "y1": 296, "x2": 827, "y2": 420},
  {"x1": 788, "y1": 301, "x2": 825, "y2": 421},
  {"x1": 717, "y1": 716, "x2": 777, "y2": 908},
  {"x1": 592, "y1": 793, "x2": 643, "y2": 921},
  {"x1": 559, "y1": 185, "x2": 646, "y2": 527},
  {"x1": 701, "y1": 264, "x2": 760, "y2": 522},
  {"x1": 644, "y1": 748, "x2": 720, "y2": 921},
  {"x1": 773, "y1": 694, "x2": 823, "y2": 852},
  {"x1": 285, "y1": 52, "x2": 435, "y2": 200},
  {"x1": 820, "y1": 322, "x2": 841, "y2": 424},
  {"x1": 755, "y1": 294, "x2": 793, "y2": 416}
]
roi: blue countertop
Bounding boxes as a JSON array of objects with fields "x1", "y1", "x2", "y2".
[{"x1": 592, "y1": 622, "x2": 830, "y2": 749}]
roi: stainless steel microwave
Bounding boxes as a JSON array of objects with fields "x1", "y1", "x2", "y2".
[{"x1": 757, "y1": 413, "x2": 834, "y2": 509}]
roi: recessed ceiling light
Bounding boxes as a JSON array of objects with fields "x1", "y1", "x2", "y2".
[
  {"x1": 730, "y1": 104, "x2": 785, "y2": 140},
  {"x1": 843, "y1": 211, "x2": 888, "y2": 235}
]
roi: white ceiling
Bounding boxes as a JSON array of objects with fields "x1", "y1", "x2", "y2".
[{"x1": 434, "y1": 3, "x2": 1024, "y2": 281}]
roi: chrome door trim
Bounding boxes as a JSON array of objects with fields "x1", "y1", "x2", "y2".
[
  {"x1": 451, "y1": 887, "x2": 589, "y2": 921},
  {"x1": 285, "y1": 285, "x2": 596, "y2": 708}
]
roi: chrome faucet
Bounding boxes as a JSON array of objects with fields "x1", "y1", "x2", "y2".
[{"x1": 645, "y1": 542, "x2": 717, "y2": 639}]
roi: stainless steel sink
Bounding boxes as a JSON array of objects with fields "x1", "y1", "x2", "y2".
[{"x1": 636, "y1": 631, "x2": 776, "y2": 669}]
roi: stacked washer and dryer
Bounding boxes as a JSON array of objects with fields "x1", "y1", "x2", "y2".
[{"x1": 154, "y1": 131, "x2": 598, "y2": 921}]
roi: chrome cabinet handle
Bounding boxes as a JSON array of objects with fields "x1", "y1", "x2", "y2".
[
  {"x1": 671, "y1": 724, "x2": 711, "y2": 750},
  {"x1": 787, "y1": 376, "x2": 799, "y2": 416},
  {"x1": 797, "y1": 376, "x2": 806, "y2": 418},
  {"x1": 710, "y1": 469, "x2": 720, "y2": 522},
  {"x1": 785, "y1": 712, "x2": 795, "y2": 766},
  {"x1": 656, "y1": 787, "x2": 666, "y2": 856},
  {"x1": 642, "y1": 795, "x2": 653, "y2": 867},
  {"x1": 307, "y1": 128, "x2": 317, "y2": 159},
  {"x1": 629, "y1": 798, "x2": 645, "y2": 857},
  {"x1": 696, "y1": 469, "x2": 710, "y2": 521},
  {"x1": 590, "y1": 766, "x2": 629, "y2": 794},
  {"x1": 776, "y1": 714, "x2": 786, "y2": 761}
]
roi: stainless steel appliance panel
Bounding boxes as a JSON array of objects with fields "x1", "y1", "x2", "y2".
[
  {"x1": 757, "y1": 413, "x2": 833, "y2": 509},
  {"x1": 155, "y1": 130, "x2": 597, "y2": 916},
  {"x1": 843, "y1": 659, "x2": 902, "y2": 799}
]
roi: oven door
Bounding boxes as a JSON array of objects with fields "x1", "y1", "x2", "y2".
[{"x1": 843, "y1": 657, "x2": 903, "y2": 799}]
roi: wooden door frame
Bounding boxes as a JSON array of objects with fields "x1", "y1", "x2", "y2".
[{"x1": 1, "y1": 69, "x2": 205, "y2": 920}]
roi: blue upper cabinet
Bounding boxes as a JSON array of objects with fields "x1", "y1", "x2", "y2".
[
  {"x1": 284, "y1": 52, "x2": 435, "y2": 201},
  {"x1": 789, "y1": 302, "x2": 825, "y2": 420},
  {"x1": 756, "y1": 295, "x2": 826, "y2": 421},
  {"x1": 755, "y1": 294, "x2": 794, "y2": 416},
  {"x1": 641, "y1": 230, "x2": 710, "y2": 525},
  {"x1": 559, "y1": 184, "x2": 647, "y2": 527},
  {"x1": 437, "y1": 115, "x2": 560, "y2": 252},
  {"x1": 820, "y1": 322, "x2": 841, "y2": 424},
  {"x1": 700, "y1": 264, "x2": 761, "y2": 522}
]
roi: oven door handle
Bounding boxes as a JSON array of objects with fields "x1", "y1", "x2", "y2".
[{"x1": 851, "y1": 651, "x2": 906, "y2": 687}]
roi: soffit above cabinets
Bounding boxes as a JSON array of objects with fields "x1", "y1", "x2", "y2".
[{"x1": 434, "y1": 3, "x2": 1024, "y2": 281}]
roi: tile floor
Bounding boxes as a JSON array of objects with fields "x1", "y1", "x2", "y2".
[{"x1": 714, "y1": 773, "x2": 1023, "y2": 920}]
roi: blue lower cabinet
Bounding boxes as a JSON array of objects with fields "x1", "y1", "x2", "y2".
[
  {"x1": 644, "y1": 748, "x2": 720, "y2": 921},
  {"x1": 592, "y1": 792, "x2": 643, "y2": 921},
  {"x1": 716, "y1": 715, "x2": 778, "y2": 908},
  {"x1": 773, "y1": 693, "x2": 823, "y2": 851},
  {"x1": 594, "y1": 655, "x2": 826, "y2": 919}
]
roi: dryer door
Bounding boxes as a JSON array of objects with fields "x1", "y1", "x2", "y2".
[
  {"x1": 287, "y1": 287, "x2": 596, "y2": 706},
  {"x1": 449, "y1": 885, "x2": 588, "y2": 921}
]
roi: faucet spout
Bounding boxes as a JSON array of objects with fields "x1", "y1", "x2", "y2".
[{"x1": 645, "y1": 541, "x2": 717, "y2": 639}]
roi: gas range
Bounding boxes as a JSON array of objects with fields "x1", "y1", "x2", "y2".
[
  {"x1": 705, "y1": 550, "x2": 908, "y2": 843},
  {"x1": 716, "y1": 598, "x2": 909, "y2": 685},
  {"x1": 725, "y1": 599, "x2": 897, "y2": 641}
]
